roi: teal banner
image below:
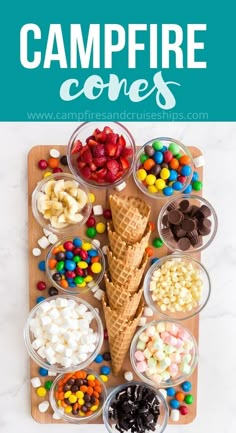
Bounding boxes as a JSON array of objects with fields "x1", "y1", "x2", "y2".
[{"x1": 0, "y1": 0, "x2": 235, "y2": 121}]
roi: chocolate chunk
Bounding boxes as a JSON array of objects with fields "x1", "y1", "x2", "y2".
[
  {"x1": 177, "y1": 237, "x2": 191, "y2": 251},
  {"x1": 71, "y1": 385, "x2": 79, "y2": 392},
  {"x1": 181, "y1": 218, "x2": 196, "y2": 232},
  {"x1": 168, "y1": 210, "x2": 183, "y2": 225}
]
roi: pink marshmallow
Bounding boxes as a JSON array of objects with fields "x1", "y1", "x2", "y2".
[
  {"x1": 177, "y1": 329, "x2": 189, "y2": 341},
  {"x1": 134, "y1": 350, "x2": 145, "y2": 362},
  {"x1": 169, "y1": 363, "x2": 179, "y2": 377},
  {"x1": 165, "y1": 335, "x2": 178, "y2": 346},
  {"x1": 147, "y1": 341, "x2": 156, "y2": 353},
  {"x1": 175, "y1": 338, "x2": 184, "y2": 349},
  {"x1": 166, "y1": 323, "x2": 179, "y2": 336},
  {"x1": 170, "y1": 353, "x2": 181, "y2": 364},
  {"x1": 136, "y1": 360, "x2": 148, "y2": 373},
  {"x1": 160, "y1": 331, "x2": 170, "y2": 342}
]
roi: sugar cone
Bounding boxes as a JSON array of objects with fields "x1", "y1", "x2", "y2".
[
  {"x1": 109, "y1": 195, "x2": 151, "y2": 243},
  {"x1": 107, "y1": 222, "x2": 151, "y2": 268},
  {"x1": 105, "y1": 273, "x2": 142, "y2": 296},
  {"x1": 102, "y1": 296, "x2": 144, "y2": 375},
  {"x1": 107, "y1": 248, "x2": 148, "y2": 290},
  {"x1": 104, "y1": 274, "x2": 143, "y2": 318}
]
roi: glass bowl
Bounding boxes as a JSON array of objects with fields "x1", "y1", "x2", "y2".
[
  {"x1": 67, "y1": 122, "x2": 135, "y2": 189},
  {"x1": 130, "y1": 320, "x2": 198, "y2": 388},
  {"x1": 46, "y1": 236, "x2": 106, "y2": 294},
  {"x1": 103, "y1": 381, "x2": 168, "y2": 433},
  {"x1": 32, "y1": 172, "x2": 92, "y2": 234},
  {"x1": 133, "y1": 137, "x2": 194, "y2": 199},
  {"x1": 157, "y1": 195, "x2": 218, "y2": 253},
  {"x1": 24, "y1": 295, "x2": 104, "y2": 373},
  {"x1": 50, "y1": 368, "x2": 107, "y2": 423},
  {"x1": 144, "y1": 254, "x2": 211, "y2": 320}
]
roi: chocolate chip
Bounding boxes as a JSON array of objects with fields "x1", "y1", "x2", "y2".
[
  {"x1": 168, "y1": 210, "x2": 183, "y2": 225},
  {"x1": 60, "y1": 155, "x2": 68, "y2": 166},
  {"x1": 48, "y1": 286, "x2": 59, "y2": 296},
  {"x1": 181, "y1": 218, "x2": 196, "y2": 232},
  {"x1": 177, "y1": 237, "x2": 191, "y2": 251}
]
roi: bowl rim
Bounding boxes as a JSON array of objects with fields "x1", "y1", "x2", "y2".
[
  {"x1": 24, "y1": 294, "x2": 104, "y2": 373},
  {"x1": 130, "y1": 319, "x2": 198, "y2": 388},
  {"x1": 67, "y1": 121, "x2": 136, "y2": 189},
  {"x1": 31, "y1": 172, "x2": 92, "y2": 234},
  {"x1": 102, "y1": 380, "x2": 169, "y2": 433},
  {"x1": 143, "y1": 253, "x2": 211, "y2": 320},
  {"x1": 50, "y1": 368, "x2": 107, "y2": 423},
  {"x1": 133, "y1": 137, "x2": 194, "y2": 200},
  {"x1": 157, "y1": 194, "x2": 218, "y2": 252},
  {"x1": 45, "y1": 235, "x2": 106, "y2": 294}
]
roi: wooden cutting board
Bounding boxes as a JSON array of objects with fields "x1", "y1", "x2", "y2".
[{"x1": 28, "y1": 145, "x2": 203, "y2": 425}]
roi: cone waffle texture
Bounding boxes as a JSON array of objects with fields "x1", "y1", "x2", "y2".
[
  {"x1": 104, "y1": 274, "x2": 143, "y2": 318},
  {"x1": 102, "y1": 296, "x2": 144, "y2": 375},
  {"x1": 109, "y1": 195, "x2": 151, "y2": 243},
  {"x1": 107, "y1": 248, "x2": 148, "y2": 291},
  {"x1": 107, "y1": 222, "x2": 151, "y2": 267}
]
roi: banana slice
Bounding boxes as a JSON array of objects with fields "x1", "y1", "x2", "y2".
[
  {"x1": 51, "y1": 216, "x2": 68, "y2": 228},
  {"x1": 54, "y1": 179, "x2": 65, "y2": 197},
  {"x1": 44, "y1": 180, "x2": 56, "y2": 199},
  {"x1": 63, "y1": 192, "x2": 79, "y2": 214},
  {"x1": 77, "y1": 189, "x2": 87, "y2": 210},
  {"x1": 65, "y1": 211, "x2": 84, "y2": 224},
  {"x1": 37, "y1": 192, "x2": 47, "y2": 213},
  {"x1": 58, "y1": 214, "x2": 67, "y2": 223},
  {"x1": 64, "y1": 180, "x2": 78, "y2": 190}
]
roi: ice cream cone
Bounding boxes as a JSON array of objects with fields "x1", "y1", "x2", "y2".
[
  {"x1": 109, "y1": 195, "x2": 151, "y2": 243},
  {"x1": 102, "y1": 296, "x2": 144, "y2": 375},
  {"x1": 107, "y1": 248, "x2": 148, "y2": 290},
  {"x1": 104, "y1": 275, "x2": 143, "y2": 318},
  {"x1": 107, "y1": 222, "x2": 151, "y2": 267}
]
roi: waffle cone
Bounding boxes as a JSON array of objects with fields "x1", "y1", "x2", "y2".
[
  {"x1": 105, "y1": 273, "x2": 141, "y2": 296},
  {"x1": 109, "y1": 195, "x2": 151, "y2": 243},
  {"x1": 107, "y1": 248, "x2": 148, "y2": 290},
  {"x1": 107, "y1": 222, "x2": 151, "y2": 267},
  {"x1": 102, "y1": 296, "x2": 144, "y2": 375},
  {"x1": 104, "y1": 274, "x2": 143, "y2": 318}
]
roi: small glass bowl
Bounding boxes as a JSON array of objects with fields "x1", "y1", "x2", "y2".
[
  {"x1": 103, "y1": 381, "x2": 168, "y2": 433},
  {"x1": 133, "y1": 137, "x2": 194, "y2": 199},
  {"x1": 157, "y1": 194, "x2": 218, "y2": 253},
  {"x1": 130, "y1": 320, "x2": 198, "y2": 388},
  {"x1": 32, "y1": 172, "x2": 92, "y2": 234},
  {"x1": 45, "y1": 236, "x2": 105, "y2": 294},
  {"x1": 67, "y1": 122, "x2": 135, "y2": 189},
  {"x1": 144, "y1": 254, "x2": 211, "y2": 320},
  {"x1": 24, "y1": 295, "x2": 104, "y2": 373},
  {"x1": 50, "y1": 368, "x2": 107, "y2": 423}
]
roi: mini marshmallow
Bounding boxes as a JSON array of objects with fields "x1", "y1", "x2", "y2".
[
  {"x1": 47, "y1": 324, "x2": 60, "y2": 335},
  {"x1": 159, "y1": 357, "x2": 171, "y2": 370},
  {"x1": 55, "y1": 298, "x2": 68, "y2": 308},
  {"x1": 43, "y1": 228, "x2": 52, "y2": 237},
  {"x1": 76, "y1": 304, "x2": 88, "y2": 315},
  {"x1": 78, "y1": 353, "x2": 88, "y2": 362},
  {"x1": 32, "y1": 247, "x2": 41, "y2": 257},
  {"x1": 38, "y1": 236, "x2": 50, "y2": 249},
  {"x1": 151, "y1": 374, "x2": 162, "y2": 385},
  {"x1": 102, "y1": 245, "x2": 108, "y2": 255},
  {"x1": 37, "y1": 346, "x2": 46, "y2": 359},
  {"x1": 143, "y1": 307, "x2": 154, "y2": 317},
  {"x1": 38, "y1": 401, "x2": 49, "y2": 413},
  {"x1": 48, "y1": 233, "x2": 59, "y2": 244},
  {"x1": 124, "y1": 371, "x2": 134, "y2": 381},
  {"x1": 55, "y1": 343, "x2": 65, "y2": 354},
  {"x1": 170, "y1": 409, "x2": 180, "y2": 422},
  {"x1": 147, "y1": 357, "x2": 157, "y2": 369},
  {"x1": 92, "y1": 239, "x2": 101, "y2": 248},
  {"x1": 41, "y1": 316, "x2": 52, "y2": 327},
  {"x1": 90, "y1": 284, "x2": 100, "y2": 293},
  {"x1": 143, "y1": 348, "x2": 152, "y2": 359},
  {"x1": 50, "y1": 148, "x2": 61, "y2": 158},
  {"x1": 61, "y1": 357, "x2": 73, "y2": 367},
  {"x1": 134, "y1": 351, "x2": 145, "y2": 362},
  {"x1": 39, "y1": 302, "x2": 51, "y2": 314},
  {"x1": 182, "y1": 353, "x2": 192, "y2": 364},
  {"x1": 138, "y1": 317, "x2": 147, "y2": 327},
  {"x1": 49, "y1": 308, "x2": 60, "y2": 320},
  {"x1": 48, "y1": 370, "x2": 57, "y2": 376},
  {"x1": 166, "y1": 322, "x2": 179, "y2": 336},
  {"x1": 136, "y1": 340, "x2": 146, "y2": 351},
  {"x1": 136, "y1": 361, "x2": 148, "y2": 372},
  {"x1": 154, "y1": 350, "x2": 165, "y2": 361},
  {"x1": 164, "y1": 345, "x2": 175, "y2": 355},
  {"x1": 193, "y1": 155, "x2": 205, "y2": 168},
  {"x1": 156, "y1": 322, "x2": 165, "y2": 333},
  {"x1": 32, "y1": 338, "x2": 44, "y2": 350},
  {"x1": 93, "y1": 205, "x2": 103, "y2": 216},
  {"x1": 139, "y1": 332, "x2": 149, "y2": 343},
  {"x1": 170, "y1": 353, "x2": 181, "y2": 364},
  {"x1": 31, "y1": 377, "x2": 42, "y2": 388},
  {"x1": 169, "y1": 363, "x2": 179, "y2": 377},
  {"x1": 179, "y1": 363, "x2": 191, "y2": 375},
  {"x1": 94, "y1": 289, "x2": 105, "y2": 300},
  {"x1": 161, "y1": 371, "x2": 171, "y2": 381},
  {"x1": 159, "y1": 389, "x2": 167, "y2": 399},
  {"x1": 165, "y1": 335, "x2": 178, "y2": 346},
  {"x1": 115, "y1": 181, "x2": 127, "y2": 192}
]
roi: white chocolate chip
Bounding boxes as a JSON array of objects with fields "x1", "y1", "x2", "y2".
[{"x1": 92, "y1": 239, "x2": 101, "y2": 248}]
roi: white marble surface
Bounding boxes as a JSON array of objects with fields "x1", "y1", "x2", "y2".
[{"x1": 0, "y1": 122, "x2": 235, "y2": 433}]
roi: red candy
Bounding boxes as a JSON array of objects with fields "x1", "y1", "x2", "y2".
[
  {"x1": 73, "y1": 248, "x2": 82, "y2": 255},
  {"x1": 103, "y1": 209, "x2": 112, "y2": 219},
  {"x1": 37, "y1": 281, "x2": 46, "y2": 291},
  {"x1": 80, "y1": 250, "x2": 88, "y2": 260},
  {"x1": 53, "y1": 167, "x2": 63, "y2": 173},
  {"x1": 63, "y1": 241, "x2": 74, "y2": 251},
  {"x1": 104, "y1": 329, "x2": 109, "y2": 340},
  {"x1": 179, "y1": 406, "x2": 189, "y2": 415},
  {"x1": 86, "y1": 216, "x2": 96, "y2": 227},
  {"x1": 38, "y1": 160, "x2": 48, "y2": 170},
  {"x1": 66, "y1": 271, "x2": 76, "y2": 279},
  {"x1": 178, "y1": 175, "x2": 187, "y2": 184},
  {"x1": 163, "y1": 150, "x2": 173, "y2": 163}
]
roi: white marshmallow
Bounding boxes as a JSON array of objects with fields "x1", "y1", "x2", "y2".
[
  {"x1": 76, "y1": 304, "x2": 88, "y2": 315},
  {"x1": 67, "y1": 299, "x2": 77, "y2": 309},
  {"x1": 143, "y1": 307, "x2": 154, "y2": 317},
  {"x1": 124, "y1": 371, "x2": 134, "y2": 381},
  {"x1": 47, "y1": 324, "x2": 60, "y2": 335},
  {"x1": 55, "y1": 343, "x2": 65, "y2": 354},
  {"x1": 32, "y1": 338, "x2": 44, "y2": 350},
  {"x1": 48, "y1": 370, "x2": 57, "y2": 376},
  {"x1": 115, "y1": 181, "x2": 127, "y2": 191},
  {"x1": 45, "y1": 347, "x2": 55, "y2": 358},
  {"x1": 49, "y1": 148, "x2": 61, "y2": 158},
  {"x1": 31, "y1": 377, "x2": 42, "y2": 388},
  {"x1": 55, "y1": 298, "x2": 68, "y2": 308},
  {"x1": 38, "y1": 401, "x2": 49, "y2": 413},
  {"x1": 90, "y1": 284, "x2": 100, "y2": 293},
  {"x1": 87, "y1": 343, "x2": 96, "y2": 352},
  {"x1": 78, "y1": 353, "x2": 88, "y2": 362},
  {"x1": 67, "y1": 338, "x2": 77, "y2": 350},
  {"x1": 193, "y1": 155, "x2": 205, "y2": 168},
  {"x1": 92, "y1": 239, "x2": 101, "y2": 248},
  {"x1": 41, "y1": 316, "x2": 52, "y2": 327},
  {"x1": 37, "y1": 346, "x2": 46, "y2": 359},
  {"x1": 65, "y1": 348, "x2": 73, "y2": 357},
  {"x1": 38, "y1": 302, "x2": 51, "y2": 314},
  {"x1": 102, "y1": 245, "x2": 108, "y2": 255},
  {"x1": 61, "y1": 357, "x2": 73, "y2": 367},
  {"x1": 138, "y1": 317, "x2": 147, "y2": 327},
  {"x1": 93, "y1": 205, "x2": 103, "y2": 215},
  {"x1": 49, "y1": 308, "x2": 60, "y2": 320},
  {"x1": 43, "y1": 228, "x2": 52, "y2": 237},
  {"x1": 32, "y1": 247, "x2": 41, "y2": 257},
  {"x1": 170, "y1": 409, "x2": 180, "y2": 422},
  {"x1": 94, "y1": 289, "x2": 105, "y2": 300},
  {"x1": 38, "y1": 236, "x2": 50, "y2": 249},
  {"x1": 48, "y1": 233, "x2": 59, "y2": 244}
]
